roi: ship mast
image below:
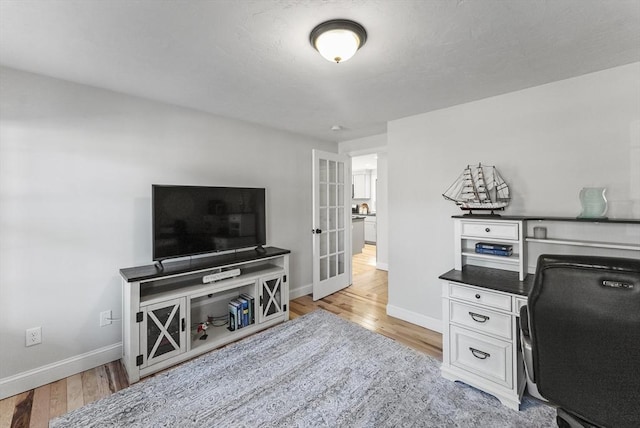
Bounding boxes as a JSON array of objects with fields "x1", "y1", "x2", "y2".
[
  {"x1": 461, "y1": 165, "x2": 480, "y2": 203},
  {"x1": 475, "y1": 164, "x2": 491, "y2": 202}
]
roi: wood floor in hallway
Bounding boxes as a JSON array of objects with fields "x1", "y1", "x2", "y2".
[{"x1": 0, "y1": 244, "x2": 442, "y2": 427}]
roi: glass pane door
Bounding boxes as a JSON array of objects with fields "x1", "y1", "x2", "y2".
[
  {"x1": 312, "y1": 150, "x2": 351, "y2": 300},
  {"x1": 260, "y1": 275, "x2": 283, "y2": 322},
  {"x1": 140, "y1": 297, "x2": 186, "y2": 368}
]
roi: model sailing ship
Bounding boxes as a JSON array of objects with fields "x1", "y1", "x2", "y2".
[{"x1": 443, "y1": 164, "x2": 510, "y2": 215}]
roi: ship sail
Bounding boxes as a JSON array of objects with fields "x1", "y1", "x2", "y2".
[
  {"x1": 494, "y1": 168, "x2": 510, "y2": 201},
  {"x1": 442, "y1": 163, "x2": 510, "y2": 214}
]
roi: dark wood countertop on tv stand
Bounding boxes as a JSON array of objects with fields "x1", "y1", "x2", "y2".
[{"x1": 120, "y1": 246, "x2": 290, "y2": 283}]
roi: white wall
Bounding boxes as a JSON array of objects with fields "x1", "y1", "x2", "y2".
[
  {"x1": 387, "y1": 63, "x2": 640, "y2": 331},
  {"x1": 339, "y1": 133, "x2": 387, "y2": 156},
  {"x1": 0, "y1": 66, "x2": 336, "y2": 397}
]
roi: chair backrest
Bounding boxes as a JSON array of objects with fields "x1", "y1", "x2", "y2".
[{"x1": 528, "y1": 255, "x2": 640, "y2": 428}]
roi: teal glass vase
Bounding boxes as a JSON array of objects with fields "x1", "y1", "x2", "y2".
[{"x1": 578, "y1": 187, "x2": 608, "y2": 219}]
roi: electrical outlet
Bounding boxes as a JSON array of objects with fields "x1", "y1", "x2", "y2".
[
  {"x1": 26, "y1": 327, "x2": 42, "y2": 347},
  {"x1": 100, "y1": 310, "x2": 112, "y2": 327}
]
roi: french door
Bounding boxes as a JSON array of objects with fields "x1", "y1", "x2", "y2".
[{"x1": 312, "y1": 150, "x2": 352, "y2": 300}]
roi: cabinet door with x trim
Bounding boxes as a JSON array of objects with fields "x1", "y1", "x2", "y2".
[
  {"x1": 139, "y1": 297, "x2": 187, "y2": 368},
  {"x1": 259, "y1": 274, "x2": 286, "y2": 323}
]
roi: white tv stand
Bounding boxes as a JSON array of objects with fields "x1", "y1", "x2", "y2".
[{"x1": 119, "y1": 247, "x2": 290, "y2": 383}]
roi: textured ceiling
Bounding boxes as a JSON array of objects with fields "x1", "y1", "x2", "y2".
[{"x1": 1, "y1": 0, "x2": 639, "y2": 142}]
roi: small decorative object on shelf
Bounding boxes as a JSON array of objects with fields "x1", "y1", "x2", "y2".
[
  {"x1": 196, "y1": 322, "x2": 209, "y2": 340},
  {"x1": 578, "y1": 187, "x2": 608, "y2": 219},
  {"x1": 533, "y1": 226, "x2": 547, "y2": 239},
  {"x1": 443, "y1": 163, "x2": 510, "y2": 216}
]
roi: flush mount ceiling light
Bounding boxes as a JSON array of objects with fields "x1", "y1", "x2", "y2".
[{"x1": 310, "y1": 19, "x2": 367, "y2": 63}]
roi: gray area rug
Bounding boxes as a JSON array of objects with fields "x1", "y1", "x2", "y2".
[{"x1": 50, "y1": 309, "x2": 555, "y2": 427}]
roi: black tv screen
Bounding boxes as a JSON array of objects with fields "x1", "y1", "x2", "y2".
[{"x1": 152, "y1": 185, "x2": 266, "y2": 261}]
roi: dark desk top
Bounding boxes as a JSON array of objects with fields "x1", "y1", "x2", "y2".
[
  {"x1": 120, "y1": 247, "x2": 290, "y2": 283},
  {"x1": 452, "y1": 215, "x2": 640, "y2": 224},
  {"x1": 439, "y1": 266, "x2": 534, "y2": 297}
]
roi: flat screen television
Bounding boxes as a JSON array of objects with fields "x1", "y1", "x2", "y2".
[{"x1": 152, "y1": 185, "x2": 266, "y2": 261}]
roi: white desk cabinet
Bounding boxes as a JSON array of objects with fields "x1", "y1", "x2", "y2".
[
  {"x1": 440, "y1": 215, "x2": 639, "y2": 410},
  {"x1": 440, "y1": 269, "x2": 531, "y2": 410}
]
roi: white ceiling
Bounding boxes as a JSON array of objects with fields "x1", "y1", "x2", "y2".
[
  {"x1": 352, "y1": 154, "x2": 377, "y2": 171},
  {"x1": 1, "y1": 0, "x2": 638, "y2": 142}
]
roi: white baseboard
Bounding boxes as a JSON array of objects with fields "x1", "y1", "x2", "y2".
[
  {"x1": 0, "y1": 343, "x2": 122, "y2": 399},
  {"x1": 376, "y1": 262, "x2": 389, "y2": 271},
  {"x1": 290, "y1": 282, "x2": 312, "y2": 300},
  {"x1": 386, "y1": 304, "x2": 443, "y2": 333}
]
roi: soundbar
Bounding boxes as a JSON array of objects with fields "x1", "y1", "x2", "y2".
[{"x1": 203, "y1": 268, "x2": 241, "y2": 283}]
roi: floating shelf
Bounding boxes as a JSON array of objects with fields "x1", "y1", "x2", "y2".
[
  {"x1": 461, "y1": 251, "x2": 520, "y2": 264},
  {"x1": 461, "y1": 235, "x2": 518, "y2": 244},
  {"x1": 525, "y1": 237, "x2": 640, "y2": 252}
]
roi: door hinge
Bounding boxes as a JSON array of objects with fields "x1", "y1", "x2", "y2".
[
  {"x1": 283, "y1": 275, "x2": 287, "y2": 283},
  {"x1": 283, "y1": 304, "x2": 287, "y2": 312},
  {"x1": 181, "y1": 318, "x2": 186, "y2": 332},
  {"x1": 136, "y1": 355, "x2": 143, "y2": 366},
  {"x1": 136, "y1": 312, "x2": 143, "y2": 323},
  {"x1": 260, "y1": 295, "x2": 263, "y2": 306}
]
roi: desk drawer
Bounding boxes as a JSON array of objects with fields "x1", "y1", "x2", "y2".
[
  {"x1": 450, "y1": 325, "x2": 513, "y2": 388},
  {"x1": 449, "y1": 283, "x2": 512, "y2": 312},
  {"x1": 450, "y1": 301, "x2": 512, "y2": 339},
  {"x1": 461, "y1": 221, "x2": 518, "y2": 240}
]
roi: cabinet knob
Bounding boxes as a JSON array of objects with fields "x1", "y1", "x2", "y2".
[
  {"x1": 475, "y1": 294, "x2": 481, "y2": 299},
  {"x1": 485, "y1": 227, "x2": 490, "y2": 232}
]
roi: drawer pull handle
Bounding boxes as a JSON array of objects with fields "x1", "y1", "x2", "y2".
[
  {"x1": 469, "y1": 311, "x2": 490, "y2": 323},
  {"x1": 485, "y1": 227, "x2": 490, "y2": 232},
  {"x1": 469, "y1": 347, "x2": 491, "y2": 359},
  {"x1": 475, "y1": 294, "x2": 481, "y2": 299}
]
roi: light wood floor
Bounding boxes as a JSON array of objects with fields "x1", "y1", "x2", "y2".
[
  {"x1": 0, "y1": 245, "x2": 442, "y2": 427},
  {"x1": 290, "y1": 245, "x2": 443, "y2": 358}
]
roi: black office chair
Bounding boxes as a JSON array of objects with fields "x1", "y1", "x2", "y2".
[{"x1": 520, "y1": 255, "x2": 640, "y2": 428}]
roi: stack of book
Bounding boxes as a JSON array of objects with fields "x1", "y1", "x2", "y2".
[
  {"x1": 228, "y1": 293, "x2": 255, "y2": 331},
  {"x1": 475, "y1": 242, "x2": 513, "y2": 257}
]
